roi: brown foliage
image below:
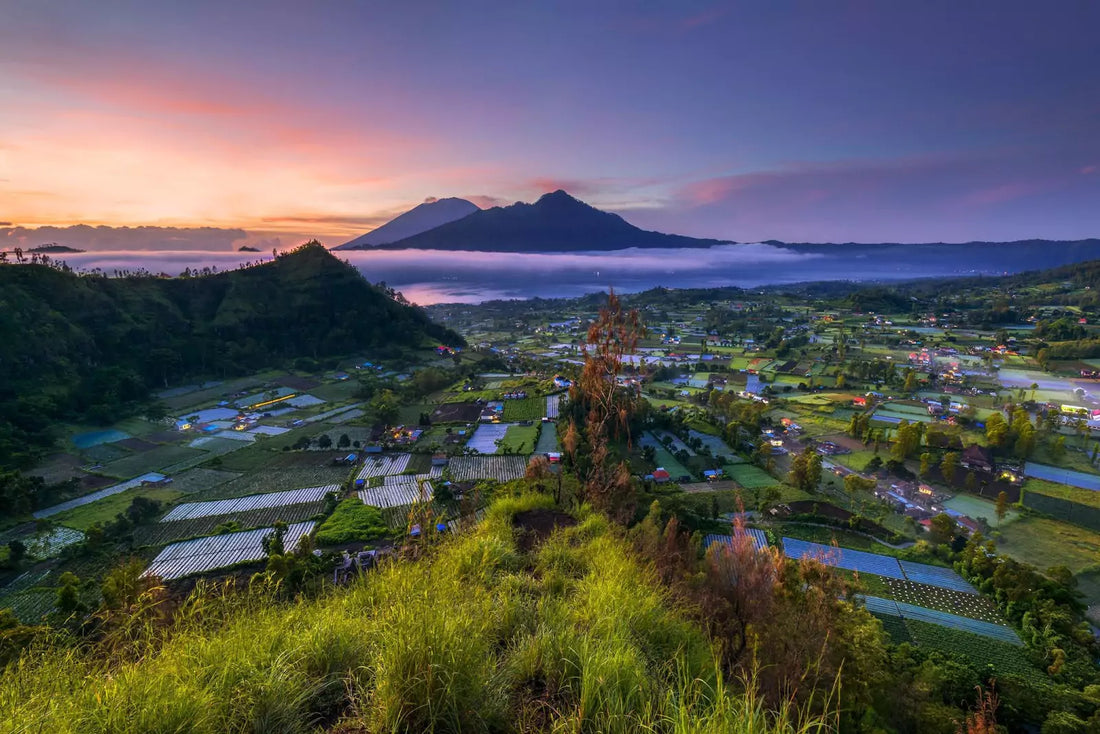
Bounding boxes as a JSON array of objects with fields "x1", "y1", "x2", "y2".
[{"x1": 565, "y1": 291, "x2": 644, "y2": 518}]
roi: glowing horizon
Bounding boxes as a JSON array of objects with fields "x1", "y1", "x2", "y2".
[{"x1": 2, "y1": 2, "x2": 1098, "y2": 248}]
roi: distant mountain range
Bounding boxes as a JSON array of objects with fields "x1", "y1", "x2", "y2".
[
  {"x1": 336, "y1": 190, "x2": 729, "y2": 252},
  {"x1": 334, "y1": 190, "x2": 1100, "y2": 269},
  {"x1": 335, "y1": 197, "x2": 480, "y2": 250}
]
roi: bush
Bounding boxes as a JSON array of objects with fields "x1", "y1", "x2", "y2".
[{"x1": 314, "y1": 499, "x2": 388, "y2": 545}]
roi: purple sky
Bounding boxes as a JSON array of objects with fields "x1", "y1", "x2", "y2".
[{"x1": 2, "y1": 1, "x2": 1098, "y2": 248}]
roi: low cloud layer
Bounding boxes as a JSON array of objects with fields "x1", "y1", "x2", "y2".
[{"x1": 2, "y1": 224, "x2": 249, "y2": 251}]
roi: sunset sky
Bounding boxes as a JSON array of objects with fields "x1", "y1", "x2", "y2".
[{"x1": 2, "y1": 1, "x2": 1098, "y2": 249}]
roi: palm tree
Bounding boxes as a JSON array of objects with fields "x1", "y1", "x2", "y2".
[{"x1": 1030, "y1": 382, "x2": 1038, "y2": 401}]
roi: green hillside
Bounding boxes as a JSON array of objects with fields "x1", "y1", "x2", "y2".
[
  {"x1": 0, "y1": 494, "x2": 825, "y2": 734},
  {"x1": 0, "y1": 242, "x2": 461, "y2": 471}
]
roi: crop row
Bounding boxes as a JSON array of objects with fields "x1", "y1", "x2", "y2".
[
  {"x1": 162, "y1": 485, "x2": 338, "y2": 521},
  {"x1": 144, "y1": 521, "x2": 315, "y2": 580},
  {"x1": 448, "y1": 455, "x2": 528, "y2": 483},
  {"x1": 132, "y1": 501, "x2": 327, "y2": 548}
]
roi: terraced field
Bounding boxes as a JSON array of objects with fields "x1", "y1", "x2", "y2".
[
  {"x1": 162, "y1": 485, "x2": 338, "y2": 521},
  {"x1": 144, "y1": 521, "x2": 315, "y2": 580},
  {"x1": 133, "y1": 501, "x2": 328, "y2": 547},
  {"x1": 358, "y1": 475, "x2": 432, "y2": 508},
  {"x1": 357, "y1": 453, "x2": 412, "y2": 479},
  {"x1": 448, "y1": 455, "x2": 528, "y2": 483}
]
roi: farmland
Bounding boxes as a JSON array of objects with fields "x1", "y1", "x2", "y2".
[
  {"x1": 50, "y1": 485, "x2": 184, "y2": 530},
  {"x1": 132, "y1": 501, "x2": 328, "y2": 547},
  {"x1": 499, "y1": 424, "x2": 540, "y2": 453},
  {"x1": 448, "y1": 455, "x2": 528, "y2": 483},
  {"x1": 144, "y1": 521, "x2": 316, "y2": 580},
  {"x1": 725, "y1": 464, "x2": 777, "y2": 489},
  {"x1": 501, "y1": 397, "x2": 546, "y2": 421},
  {"x1": 161, "y1": 485, "x2": 339, "y2": 521}
]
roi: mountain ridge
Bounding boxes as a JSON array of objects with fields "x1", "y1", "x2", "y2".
[
  {"x1": 340, "y1": 190, "x2": 731, "y2": 252},
  {"x1": 335, "y1": 197, "x2": 480, "y2": 249}
]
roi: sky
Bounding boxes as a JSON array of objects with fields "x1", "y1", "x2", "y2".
[{"x1": 2, "y1": 0, "x2": 1098, "y2": 249}]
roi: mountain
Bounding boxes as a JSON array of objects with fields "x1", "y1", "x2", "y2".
[
  {"x1": 28, "y1": 245, "x2": 83, "y2": 254},
  {"x1": 359, "y1": 190, "x2": 730, "y2": 252},
  {"x1": 0, "y1": 242, "x2": 461, "y2": 471},
  {"x1": 335, "y1": 197, "x2": 479, "y2": 249}
]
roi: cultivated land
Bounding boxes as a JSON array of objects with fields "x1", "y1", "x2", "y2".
[{"x1": 5, "y1": 253, "x2": 1100, "y2": 730}]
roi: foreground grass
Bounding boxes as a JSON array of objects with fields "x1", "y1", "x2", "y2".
[{"x1": 0, "y1": 493, "x2": 831, "y2": 733}]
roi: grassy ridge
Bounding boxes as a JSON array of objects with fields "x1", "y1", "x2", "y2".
[{"x1": 0, "y1": 494, "x2": 829, "y2": 733}]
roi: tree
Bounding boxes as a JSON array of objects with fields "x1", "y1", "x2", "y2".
[
  {"x1": 995, "y1": 491, "x2": 1008, "y2": 523},
  {"x1": 903, "y1": 368, "x2": 917, "y2": 392},
  {"x1": 55, "y1": 572, "x2": 82, "y2": 615},
  {"x1": 964, "y1": 471, "x2": 977, "y2": 491},
  {"x1": 262, "y1": 521, "x2": 288, "y2": 557},
  {"x1": 985, "y1": 412, "x2": 1008, "y2": 449},
  {"x1": 941, "y1": 451, "x2": 959, "y2": 485},
  {"x1": 919, "y1": 452, "x2": 932, "y2": 477},
  {"x1": 317, "y1": 434, "x2": 333, "y2": 450},
  {"x1": 337, "y1": 433, "x2": 350, "y2": 449},
  {"x1": 564, "y1": 292, "x2": 643, "y2": 517},
  {"x1": 928, "y1": 512, "x2": 957, "y2": 545},
  {"x1": 369, "y1": 389, "x2": 400, "y2": 425}
]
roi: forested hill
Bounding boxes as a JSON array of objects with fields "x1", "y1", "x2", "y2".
[{"x1": 0, "y1": 242, "x2": 461, "y2": 469}]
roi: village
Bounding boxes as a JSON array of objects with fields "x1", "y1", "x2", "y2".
[{"x1": 1, "y1": 277, "x2": 1099, "y2": 689}]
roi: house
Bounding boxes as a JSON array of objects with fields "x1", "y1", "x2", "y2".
[
  {"x1": 852, "y1": 396, "x2": 867, "y2": 407},
  {"x1": 960, "y1": 444, "x2": 994, "y2": 473},
  {"x1": 652, "y1": 468, "x2": 671, "y2": 483},
  {"x1": 703, "y1": 469, "x2": 722, "y2": 481},
  {"x1": 431, "y1": 453, "x2": 449, "y2": 467},
  {"x1": 545, "y1": 452, "x2": 561, "y2": 464}
]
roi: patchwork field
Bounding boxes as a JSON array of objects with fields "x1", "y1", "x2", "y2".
[
  {"x1": 133, "y1": 500, "x2": 329, "y2": 547},
  {"x1": 51, "y1": 486, "x2": 185, "y2": 530},
  {"x1": 100, "y1": 445, "x2": 208, "y2": 479},
  {"x1": 725, "y1": 464, "x2": 777, "y2": 489},
  {"x1": 994, "y1": 516, "x2": 1100, "y2": 573}
]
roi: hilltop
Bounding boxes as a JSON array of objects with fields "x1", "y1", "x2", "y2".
[
  {"x1": 356, "y1": 190, "x2": 730, "y2": 252},
  {"x1": 0, "y1": 242, "x2": 461, "y2": 469},
  {"x1": 335, "y1": 197, "x2": 480, "y2": 249}
]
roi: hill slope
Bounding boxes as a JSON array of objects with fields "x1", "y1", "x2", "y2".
[
  {"x1": 335, "y1": 197, "x2": 479, "y2": 249},
  {"x1": 0, "y1": 494, "x2": 820, "y2": 733},
  {"x1": 371, "y1": 189, "x2": 730, "y2": 252},
  {"x1": 0, "y1": 242, "x2": 461, "y2": 469}
]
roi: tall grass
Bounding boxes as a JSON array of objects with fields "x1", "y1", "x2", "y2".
[{"x1": 0, "y1": 492, "x2": 832, "y2": 733}]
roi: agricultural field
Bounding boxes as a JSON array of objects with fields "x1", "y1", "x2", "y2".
[
  {"x1": 943, "y1": 493, "x2": 1019, "y2": 526},
  {"x1": 357, "y1": 453, "x2": 412, "y2": 480},
  {"x1": 903, "y1": 620, "x2": 1040, "y2": 682},
  {"x1": 168, "y1": 468, "x2": 241, "y2": 494},
  {"x1": 144, "y1": 521, "x2": 316, "y2": 580},
  {"x1": 48, "y1": 484, "x2": 183, "y2": 530},
  {"x1": 1023, "y1": 477, "x2": 1100, "y2": 509},
  {"x1": 34, "y1": 472, "x2": 166, "y2": 519},
  {"x1": 162, "y1": 485, "x2": 339, "y2": 521},
  {"x1": 448, "y1": 455, "x2": 528, "y2": 483},
  {"x1": 203, "y1": 465, "x2": 350, "y2": 501},
  {"x1": 466, "y1": 423, "x2": 512, "y2": 454},
  {"x1": 358, "y1": 475, "x2": 432, "y2": 509},
  {"x1": 993, "y1": 516, "x2": 1100, "y2": 573},
  {"x1": 500, "y1": 424, "x2": 540, "y2": 454},
  {"x1": 133, "y1": 501, "x2": 328, "y2": 548},
  {"x1": 725, "y1": 464, "x2": 777, "y2": 489},
  {"x1": 99, "y1": 445, "x2": 208, "y2": 479},
  {"x1": 874, "y1": 578, "x2": 1000, "y2": 622},
  {"x1": 501, "y1": 397, "x2": 546, "y2": 421},
  {"x1": 535, "y1": 423, "x2": 558, "y2": 453}
]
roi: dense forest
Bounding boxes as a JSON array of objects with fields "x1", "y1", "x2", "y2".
[{"x1": 0, "y1": 242, "x2": 461, "y2": 471}]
